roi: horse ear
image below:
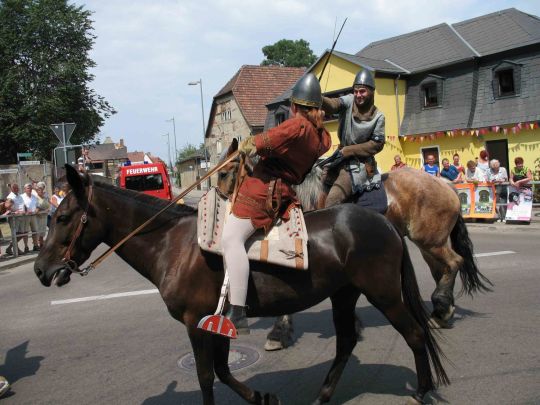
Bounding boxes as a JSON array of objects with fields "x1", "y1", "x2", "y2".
[
  {"x1": 65, "y1": 164, "x2": 86, "y2": 199},
  {"x1": 227, "y1": 139, "x2": 238, "y2": 156}
]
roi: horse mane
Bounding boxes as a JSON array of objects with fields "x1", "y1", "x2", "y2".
[
  {"x1": 91, "y1": 176, "x2": 196, "y2": 218},
  {"x1": 293, "y1": 166, "x2": 325, "y2": 211}
]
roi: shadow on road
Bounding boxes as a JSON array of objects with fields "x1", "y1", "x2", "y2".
[
  {"x1": 142, "y1": 356, "x2": 433, "y2": 404},
  {"x1": 0, "y1": 340, "x2": 44, "y2": 396}
]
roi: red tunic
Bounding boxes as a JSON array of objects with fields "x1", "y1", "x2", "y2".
[{"x1": 232, "y1": 115, "x2": 331, "y2": 232}]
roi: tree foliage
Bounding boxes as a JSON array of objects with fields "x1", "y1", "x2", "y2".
[
  {"x1": 177, "y1": 143, "x2": 205, "y2": 162},
  {"x1": 0, "y1": 0, "x2": 115, "y2": 163},
  {"x1": 261, "y1": 39, "x2": 317, "y2": 68}
]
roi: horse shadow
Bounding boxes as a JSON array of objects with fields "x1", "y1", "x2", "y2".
[
  {"x1": 142, "y1": 356, "x2": 444, "y2": 404},
  {"x1": 0, "y1": 340, "x2": 44, "y2": 397},
  {"x1": 249, "y1": 300, "x2": 480, "y2": 340}
]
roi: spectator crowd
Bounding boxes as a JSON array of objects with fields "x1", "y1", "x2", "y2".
[
  {"x1": 0, "y1": 181, "x2": 70, "y2": 259},
  {"x1": 391, "y1": 151, "x2": 534, "y2": 221}
]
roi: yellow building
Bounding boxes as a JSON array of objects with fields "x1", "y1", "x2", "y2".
[{"x1": 265, "y1": 9, "x2": 540, "y2": 177}]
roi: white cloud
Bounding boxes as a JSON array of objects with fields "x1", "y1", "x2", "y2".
[{"x1": 75, "y1": 0, "x2": 540, "y2": 161}]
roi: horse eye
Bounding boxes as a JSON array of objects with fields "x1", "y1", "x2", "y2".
[
  {"x1": 218, "y1": 172, "x2": 227, "y2": 179},
  {"x1": 57, "y1": 215, "x2": 69, "y2": 223}
]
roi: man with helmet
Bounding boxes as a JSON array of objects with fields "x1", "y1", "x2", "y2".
[
  {"x1": 321, "y1": 68, "x2": 385, "y2": 207},
  {"x1": 207, "y1": 73, "x2": 331, "y2": 335}
]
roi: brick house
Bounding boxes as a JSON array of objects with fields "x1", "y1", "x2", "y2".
[{"x1": 205, "y1": 65, "x2": 305, "y2": 173}]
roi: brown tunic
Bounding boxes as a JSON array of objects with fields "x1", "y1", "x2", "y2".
[{"x1": 232, "y1": 115, "x2": 331, "y2": 232}]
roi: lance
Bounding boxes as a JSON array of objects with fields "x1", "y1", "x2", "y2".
[{"x1": 318, "y1": 17, "x2": 348, "y2": 82}]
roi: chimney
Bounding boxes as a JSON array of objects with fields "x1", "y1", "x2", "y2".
[{"x1": 119, "y1": 138, "x2": 124, "y2": 147}]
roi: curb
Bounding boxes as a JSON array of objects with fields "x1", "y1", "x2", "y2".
[{"x1": 0, "y1": 254, "x2": 37, "y2": 272}]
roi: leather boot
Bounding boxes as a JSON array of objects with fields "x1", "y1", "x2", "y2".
[{"x1": 225, "y1": 305, "x2": 249, "y2": 335}]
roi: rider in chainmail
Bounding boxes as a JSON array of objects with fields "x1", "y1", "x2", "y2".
[{"x1": 321, "y1": 68, "x2": 385, "y2": 207}]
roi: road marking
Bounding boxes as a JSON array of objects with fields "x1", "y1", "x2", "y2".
[
  {"x1": 474, "y1": 250, "x2": 516, "y2": 258},
  {"x1": 51, "y1": 289, "x2": 159, "y2": 305},
  {"x1": 51, "y1": 250, "x2": 516, "y2": 305}
]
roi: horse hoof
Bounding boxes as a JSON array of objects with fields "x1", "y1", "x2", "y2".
[
  {"x1": 429, "y1": 317, "x2": 448, "y2": 329},
  {"x1": 311, "y1": 400, "x2": 323, "y2": 405},
  {"x1": 264, "y1": 339, "x2": 283, "y2": 351},
  {"x1": 263, "y1": 392, "x2": 281, "y2": 405},
  {"x1": 405, "y1": 396, "x2": 424, "y2": 405}
]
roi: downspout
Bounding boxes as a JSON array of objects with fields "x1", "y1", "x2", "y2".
[{"x1": 394, "y1": 74, "x2": 402, "y2": 137}]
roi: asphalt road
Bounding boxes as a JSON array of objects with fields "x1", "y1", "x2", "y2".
[{"x1": 0, "y1": 228, "x2": 539, "y2": 404}]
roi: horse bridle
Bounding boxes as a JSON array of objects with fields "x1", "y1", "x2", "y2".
[{"x1": 61, "y1": 178, "x2": 94, "y2": 276}]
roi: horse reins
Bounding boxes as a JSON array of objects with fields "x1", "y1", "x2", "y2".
[
  {"x1": 62, "y1": 177, "x2": 94, "y2": 275},
  {"x1": 68, "y1": 151, "x2": 240, "y2": 277}
]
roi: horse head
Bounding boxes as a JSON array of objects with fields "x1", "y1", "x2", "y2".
[
  {"x1": 216, "y1": 138, "x2": 240, "y2": 197},
  {"x1": 34, "y1": 165, "x2": 107, "y2": 287}
]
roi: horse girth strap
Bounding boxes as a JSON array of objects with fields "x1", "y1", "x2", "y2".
[{"x1": 80, "y1": 151, "x2": 240, "y2": 274}]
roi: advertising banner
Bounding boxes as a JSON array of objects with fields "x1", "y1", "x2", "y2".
[
  {"x1": 506, "y1": 187, "x2": 533, "y2": 222},
  {"x1": 455, "y1": 183, "x2": 496, "y2": 219}
]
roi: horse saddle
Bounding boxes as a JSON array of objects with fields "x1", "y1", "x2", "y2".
[{"x1": 197, "y1": 187, "x2": 309, "y2": 270}]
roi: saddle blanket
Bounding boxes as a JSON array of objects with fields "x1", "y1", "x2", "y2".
[
  {"x1": 355, "y1": 178, "x2": 388, "y2": 214},
  {"x1": 197, "y1": 187, "x2": 309, "y2": 270}
]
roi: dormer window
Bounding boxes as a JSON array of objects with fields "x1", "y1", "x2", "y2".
[
  {"x1": 492, "y1": 60, "x2": 521, "y2": 99},
  {"x1": 422, "y1": 82, "x2": 439, "y2": 108},
  {"x1": 275, "y1": 112, "x2": 286, "y2": 125},
  {"x1": 419, "y1": 75, "x2": 444, "y2": 109},
  {"x1": 496, "y1": 69, "x2": 515, "y2": 97}
]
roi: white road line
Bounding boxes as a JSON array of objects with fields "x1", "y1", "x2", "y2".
[
  {"x1": 51, "y1": 289, "x2": 159, "y2": 305},
  {"x1": 474, "y1": 250, "x2": 516, "y2": 258}
]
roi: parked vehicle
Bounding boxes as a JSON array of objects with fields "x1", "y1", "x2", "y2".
[{"x1": 119, "y1": 162, "x2": 173, "y2": 200}]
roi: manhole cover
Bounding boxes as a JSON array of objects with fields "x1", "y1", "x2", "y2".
[{"x1": 178, "y1": 345, "x2": 260, "y2": 373}]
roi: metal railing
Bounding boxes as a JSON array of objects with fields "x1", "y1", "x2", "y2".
[{"x1": 0, "y1": 212, "x2": 48, "y2": 259}]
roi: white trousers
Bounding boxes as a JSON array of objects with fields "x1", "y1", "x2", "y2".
[{"x1": 221, "y1": 213, "x2": 256, "y2": 306}]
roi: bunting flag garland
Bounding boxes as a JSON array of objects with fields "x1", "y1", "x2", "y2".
[{"x1": 401, "y1": 119, "x2": 540, "y2": 142}]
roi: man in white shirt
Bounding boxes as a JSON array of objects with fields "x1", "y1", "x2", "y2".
[
  {"x1": 21, "y1": 183, "x2": 40, "y2": 251},
  {"x1": 5, "y1": 183, "x2": 28, "y2": 255}
]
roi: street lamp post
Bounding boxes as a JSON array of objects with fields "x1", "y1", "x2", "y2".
[
  {"x1": 188, "y1": 79, "x2": 210, "y2": 188},
  {"x1": 166, "y1": 117, "x2": 178, "y2": 162},
  {"x1": 162, "y1": 133, "x2": 172, "y2": 172}
]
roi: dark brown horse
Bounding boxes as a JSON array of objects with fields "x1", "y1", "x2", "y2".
[
  {"x1": 34, "y1": 164, "x2": 448, "y2": 404},
  {"x1": 217, "y1": 146, "x2": 492, "y2": 342}
]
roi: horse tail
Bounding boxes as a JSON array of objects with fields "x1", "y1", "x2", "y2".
[
  {"x1": 450, "y1": 215, "x2": 493, "y2": 296},
  {"x1": 400, "y1": 239, "x2": 450, "y2": 387}
]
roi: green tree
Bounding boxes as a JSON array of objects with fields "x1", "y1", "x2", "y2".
[
  {"x1": 176, "y1": 143, "x2": 205, "y2": 162},
  {"x1": 0, "y1": 0, "x2": 115, "y2": 163},
  {"x1": 261, "y1": 39, "x2": 317, "y2": 68}
]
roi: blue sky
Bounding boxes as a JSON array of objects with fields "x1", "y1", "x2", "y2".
[{"x1": 79, "y1": 0, "x2": 540, "y2": 162}]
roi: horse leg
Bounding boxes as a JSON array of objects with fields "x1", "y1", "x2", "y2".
[
  {"x1": 188, "y1": 328, "x2": 216, "y2": 405},
  {"x1": 312, "y1": 286, "x2": 360, "y2": 404},
  {"x1": 365, "y1": 295, "x2": 435, "y2": 404},
  {"x1": 265, "y1": 315, "x2": 294, "y2": 351},
  {"x1": 420, "y1": 245, "x2": 462, "y2": 328},
  {"x1": 212, "y1": 335, "x2": 279, "y2": 404}
]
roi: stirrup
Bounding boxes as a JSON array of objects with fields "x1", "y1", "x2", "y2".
[{"x1": 197, "y1": 271, "x2": 238, "y2": 338}]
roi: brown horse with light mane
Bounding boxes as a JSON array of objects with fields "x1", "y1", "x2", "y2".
[
  {"x1": 34, "y1": 164, "x2": 449, "y2": 404},
  {"x1": 216, "y1": 142, "x2": 491, "y2": 349}
]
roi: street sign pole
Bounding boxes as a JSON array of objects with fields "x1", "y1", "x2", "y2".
[{"x1": 62, "y1": 123, "x2": 68, "y2": 167}]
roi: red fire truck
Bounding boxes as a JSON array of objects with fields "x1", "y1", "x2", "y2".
[{"x1": 119, "y1": 162, "x2": 173, "y2": 200}]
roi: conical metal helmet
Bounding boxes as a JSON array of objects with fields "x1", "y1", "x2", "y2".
[
  {"x1": 290, "y1": 73, "x2": 322, "y2": 108},
  {"x1": 353, "y1": 68, "x2": 376, "y2": 89}
]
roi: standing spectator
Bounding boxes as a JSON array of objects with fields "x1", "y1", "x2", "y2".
[
  {"x1": 35, "y1": 184, "x2": 50, "y2": 248},
  {"x1": 49, "y1": 185, "x2": 64, "y2": 226},
  {"x1": 477, "y1": 150, "x2": 490, "y2": 174},
  {"x1": 21, "y1": 183, "x2": 40, "y2": 251},
  {"x1": 421, "y1": 154, "x2": 440, "y2": 177},
  {"x1": 440, "y1": 158, "x2": 463, "y2": 183},
  {"x1": 5, "y1": 183, "x2": 27, "y2": 255},
  {"x1": 510, "y1": 157, "x2": 532, "y2": 190},
  {"x1": 488, "y1": 159, "x2": 509, "y2": 222},
  {"x1": 0, "y1": 199, "x2": 14, "y2": 259},
  {"x1": 390, "y1": 155, "x2": 407, "y2": 171},
  {"x1": 465, "y1": 160, "x2": 487, "y2": 183},
  {"x1": 452, "y1": 153, "x2": 465, "y2": 174}
]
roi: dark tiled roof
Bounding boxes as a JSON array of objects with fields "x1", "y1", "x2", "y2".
[
  {"x1": 357, "y1": 23, "x2": 475, "y2": 73},
  {"x1": 213, "y1": 65, "x2": 305, "y2": 127},
  {"x1": 87, "y1": 143, "x2": 128, "y2": 161},
  {"x1": 357, "y1": 8, "x2": 540, "y2": 73},
  {"x1": 453, "y1": 8, "x2": 540, "y2": 56},
  {"x1": 331, "y1": 50, "x2": 406, "y2": 73}
]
